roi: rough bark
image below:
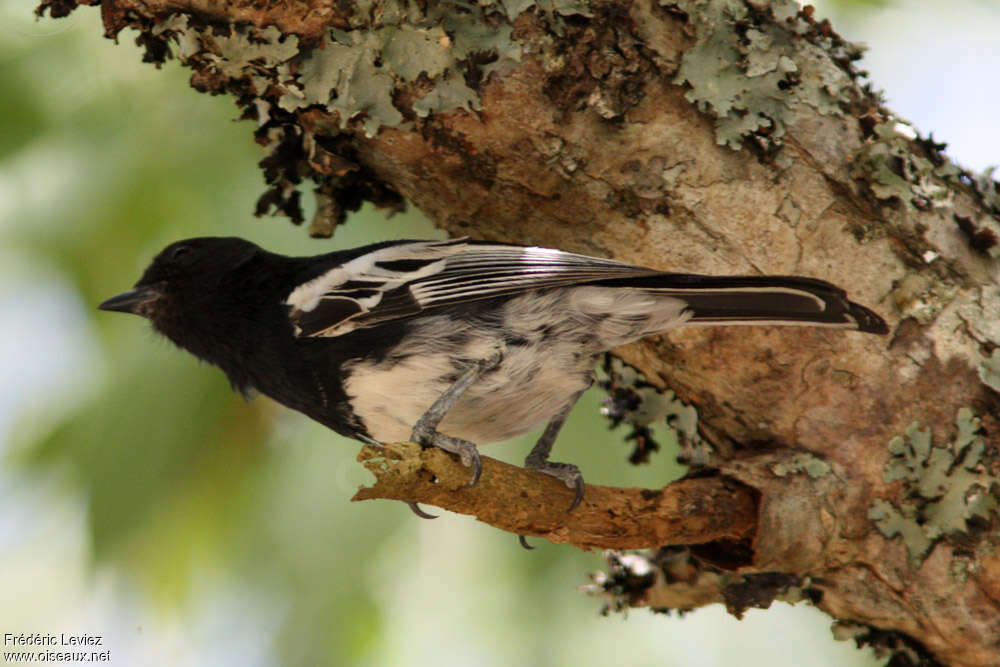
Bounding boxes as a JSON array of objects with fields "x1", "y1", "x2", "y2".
[
  {"x1": 353, "y1": 442, "x2": 759, "y2": 550},
  {"x1": 37, "y1": 0, "x2": 1000, "y2": 664}
]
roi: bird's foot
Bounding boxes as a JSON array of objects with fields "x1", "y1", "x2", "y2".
[
  {"x1": 524, "y1": 456, "x2": 585, "y2": 511},
  {"x1": 410, "y1": 427, "x2": 483, "y2": 487}
]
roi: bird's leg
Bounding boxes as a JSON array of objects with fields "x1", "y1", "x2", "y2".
[
  {"x1": 524, "y1": 379, "x2": 592, "y2": 511},
  {"x1": 410, "y1": 350, "x2": 503, "y2": 487}
]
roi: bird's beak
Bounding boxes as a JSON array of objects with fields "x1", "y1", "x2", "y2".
[{"x1": 98, "y1": 286, "x2": 160, "y2": 317}]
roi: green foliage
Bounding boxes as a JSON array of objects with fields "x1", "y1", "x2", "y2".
[{"x1": 22, "y1": 347, "x2": 265, "y2": 562}]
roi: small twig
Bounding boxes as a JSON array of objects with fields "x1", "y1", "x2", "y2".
[{"x1": 352, "y1": 443, "x2": 759, "y2": 550}]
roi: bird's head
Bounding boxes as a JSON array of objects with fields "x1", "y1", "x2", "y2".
[{"x1": 99, "y1": 237, "x2": 261, "y2": 339}]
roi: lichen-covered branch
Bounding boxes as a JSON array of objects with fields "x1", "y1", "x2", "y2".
[
  {"x1": 35, "y1": 0, "x2": 1000, "y2": 664},
  {"x1": 352, "y1": 442, "x2": 758, "y2": 551}
]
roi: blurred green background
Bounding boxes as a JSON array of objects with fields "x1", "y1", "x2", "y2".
[{"x1": 1, "y1": 0, "x2": 996, "y2": 665}]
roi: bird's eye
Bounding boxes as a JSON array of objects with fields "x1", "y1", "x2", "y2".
[{"x1": 169, "y1": 245, "x2": 191, "y2": 262}]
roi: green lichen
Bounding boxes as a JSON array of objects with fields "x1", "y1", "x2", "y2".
[
  {"x1": 280, "y1": 30, "x2": 405, "y2": 137},
  {"x1": 869, "y1": 408, "x2": 998, "y2": 564},
  {"x1": 890, "y1": 273, "x2": 957, "y2": 325},
  {"x1": 153, "y1": 17, "x2": 301, "y2": 96},
  {"x1": 980, "y1": 349, "x2": 1000, "y2": 393},
  {"x1": 413, "y1": 72, "x2": 482, "y2": 117},
  {"x1": 770, "y1": 453, "x2": 832, "y2": 479},
  {"x1": 599, "y1": 356, "x2": 701, "y2": 466},
  {"x1": 380, "y1": 25, "x2": 453, "y2": 80},
  {"x1": 956, "y1": 285, "x2": 1000, "y2": 347},
  {"x1": 144, "y1": 1, "x2": 580, "y2": 226},
  {"x1": 264, "y1": 0, "x2": 595, "y2": 135},
  {"x1": 851, "y1": 121, "x2": 1000, "y2": 260},
  {"x1": 668, "y1": 0, "x2": 863, "y2": 150},
  {"x1": 153, "y1": 2, "x2": 546, "y2": 139},
  {"x1": 850, "y1": 121, "x2": 956, "y2": 211},
  {"x1": 607, "y1": 359, "x2": 698, "y2": 441}
]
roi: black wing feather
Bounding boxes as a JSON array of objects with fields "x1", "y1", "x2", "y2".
[
  {"x1": 285, "y1": 240, "x2": 656, "y2": 337},
  {"x1": 284, "y1": 240, "x2": 887, "y2": 337}
]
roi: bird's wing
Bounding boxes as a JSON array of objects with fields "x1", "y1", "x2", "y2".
[{"x1": 285, "y1": 239, "x2": 656, "y2": 337}]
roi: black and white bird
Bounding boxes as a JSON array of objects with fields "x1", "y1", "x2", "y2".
[{"x1": 99, "y1": 237, "x2": 888, "y2": 509}]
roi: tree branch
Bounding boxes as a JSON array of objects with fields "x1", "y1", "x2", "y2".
[{"x1": 352, "y1": 442, "x2": 758, "y2": 551}]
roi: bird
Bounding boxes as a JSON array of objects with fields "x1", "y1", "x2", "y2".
[{"x1": 99, "y1": 236, "x2": 889, "y2": 511}]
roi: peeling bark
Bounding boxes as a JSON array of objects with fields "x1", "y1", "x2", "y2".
[{"x1": 36, "y1": 0, "x2": 1000, "y2": 664}]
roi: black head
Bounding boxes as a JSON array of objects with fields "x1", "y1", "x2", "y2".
[{"x1": 99, "y1": 237, "x2": 261, "y2": 326}]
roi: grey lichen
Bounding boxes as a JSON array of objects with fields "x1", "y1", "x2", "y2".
[
  {"x1": 957, "y1": 286, "x2": 1000, "y2": 390},
  {"x1": 979, "y1": 349, "x2": 1000, "y2": 393},
  {"x1": 954, "y1": 168, "x2": 1000, "y2": 259},
  {"x1": 583, "y1": 550, "x2": 660, "y2": 616},
  {"x1": 868, "y1": 499, "x2": 933, "y2": 565},
  {"x1": 280, "y1": 30, "x2": 404, "y2": 137},
  {"x1": 890, "y1": 272, "x2": 957, "y2": 325},
  {"x1": 831, "y1": 621, "x2": 932, "y2": 665},
  {"x1": 271, "y1": 14, "x2": 514, "y2": 135},
  {"x1": 599, "y1": 356, "x2": 702, "y2": 466},
  {"x1": 585, "y1": 549, "x2": 822, "y2": 620},
  {"x1": 268, "y1": 0, "x2": 593, "y2": 136},
  {"x1": 138, "y1": 0, "x2": 601, "y2": 228},
  {"x1": 851, "y1": 120, "x2": 1000, "y2": 260},
  {"x1": 770, "y1": 453, "x2": 832, "y2": 480},
  {"x1": 412, "y1": 72, "x2": 481, "y2": 118},
  {"x1": 153, "y1": 17, "x2": 300, "y2": 96},
  {"x1": 668, "y1": 0, "x2": 864, "y2": 150},
  {"x1": 869, "y1": 408, "x2": 998, "y2": 563},
  {"x1": 956, "y1": 213, "x2": 1000, "y2": 259},
  {"x1": 850, "y1": 120, "x2": 956, "y2": 211},
  {"x1": 956, "y1": 285, "x2": 1000, "y2": 345}
]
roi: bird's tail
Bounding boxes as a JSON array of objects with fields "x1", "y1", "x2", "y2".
[{"x1": 603, "y1": 274, "x2": 889, "y2": 334}]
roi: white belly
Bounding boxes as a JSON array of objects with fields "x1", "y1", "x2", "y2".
[
  {"x1": 343, "y1": 331, "x2": 594, "y2": 444},
  {"x1": 341, "y1": 287, "x2": 687, "y2": 445}
]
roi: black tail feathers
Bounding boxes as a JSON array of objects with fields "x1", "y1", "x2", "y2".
[{"x1": 603, "y1": 274, "x2": 889, "y2": 334}]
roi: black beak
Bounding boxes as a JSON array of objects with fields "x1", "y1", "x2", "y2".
[{"x1": 98, "y1": 286, "x2": 160, "y2": 316}]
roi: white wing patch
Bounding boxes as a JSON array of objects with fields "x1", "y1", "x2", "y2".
[
  {"x1": 286, "y1": 239, "x2": 463, "y2": 314},
  {"x1": 284, "y1": 239, "x2": 654, "y2": 338}
]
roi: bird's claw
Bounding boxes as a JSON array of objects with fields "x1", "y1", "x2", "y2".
[
  {"x1": 413, "y1": 430, "x2": 483, "y2": 487},
  {"x1": 408, "y1": 502, "x2": 438, "y2": 519},
  {"x1": 525, "y1": 458, "x2": 585, "y2": 512},
  {"x1": 569, "y1": 475, "x2": 585, "y2": 512}
]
